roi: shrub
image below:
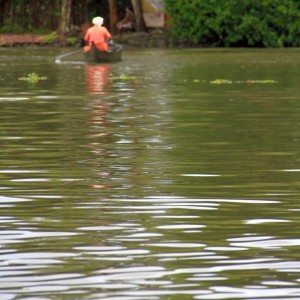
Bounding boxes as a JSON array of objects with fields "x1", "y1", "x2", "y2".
[{"x1": 164, "y1": 0, "x2": 300, "y2": 47}]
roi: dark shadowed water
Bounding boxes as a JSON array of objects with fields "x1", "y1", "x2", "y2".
[{"x1": 0, "y1": 47, "x2": 299, "y2": 299}]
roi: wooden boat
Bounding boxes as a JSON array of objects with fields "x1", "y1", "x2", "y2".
[{"x1": 84, "y1": 42, "x2": 122, "y2": 63}]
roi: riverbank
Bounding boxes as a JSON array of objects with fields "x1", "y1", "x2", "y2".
[
  {"x1": 114, "y1": 31, "x2": 174, "y2": 48},
  {"x1": 0, "y1": 30, "x2": 174, "y2": 48},
  {"x1": 0, "y1": 34, "x2": 46, "y2": 46}
]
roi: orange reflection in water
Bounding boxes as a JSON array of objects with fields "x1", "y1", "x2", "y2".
[
  {"x1": 85, "y1": 64, "x2": 110, "y2": 94},
  {"x1": 85, "y1": 64, "x2": 112, "y2": 190}
]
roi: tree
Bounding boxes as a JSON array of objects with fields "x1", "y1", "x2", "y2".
[
  {"x1": 57, "y1": 0, "x2": 73, "y2": 35},
  {"x1": 108, "y1": 0, "x2": 118, "y2": 33},
  {"x1": 131, "y1": 0, "x2": 145, "y2": 32}
]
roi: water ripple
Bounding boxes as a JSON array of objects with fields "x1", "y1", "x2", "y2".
[
  {"x1": 229, "y1": 238, "x2": 300, "y2": 249},
  {"x1": 1, "y1": 47, "x2": 299, "y2": 299}
]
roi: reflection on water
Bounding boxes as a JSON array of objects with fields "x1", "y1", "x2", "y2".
[
  {"x1": 0, "y1": 47, "x2": 299, "y2": 299},
  {"x1": 85, "y1": 64, "x2": 112, "y2": 191},
  {"x1": 85, "y1": 64, "x2": 110, "y2": 94}
]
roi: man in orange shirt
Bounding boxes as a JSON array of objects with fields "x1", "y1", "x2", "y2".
[{"x1": 84, "y1": 16, "x2": 111, "y2": 52}]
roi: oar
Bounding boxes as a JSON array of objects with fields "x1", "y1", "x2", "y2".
[{"x1": 54, "y1": 49, "x2": 82, "y2": 64}]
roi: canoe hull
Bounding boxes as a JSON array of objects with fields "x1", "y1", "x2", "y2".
[{"x1": 84, "y1": 43, "x2": 122, "y2": 63}]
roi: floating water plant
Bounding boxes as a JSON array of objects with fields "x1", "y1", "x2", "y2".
[
  {"x1": 210, "y1": 79, "x2": 233, "y2": 84},
  {"x1": 111, "y1": 73, "x2": 137, "y2": 81},
  {"x1": 18, "y1": 72, "x2": 47, "y2": 84},
  {"x1": 246, "y1": 80, "x2": 278, "y2": 84},
  {"x1": 207, "y1": 79, "x2": 278, "y2": 85}
]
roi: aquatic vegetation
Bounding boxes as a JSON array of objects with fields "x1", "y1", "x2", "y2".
[
  {"x1": 205, "y1": 79, "x2": 278, "y2": 85},
  {"x1": 111, "y1": 73, "x2": 137, "y2": 81},
  {"x1": 246, "y1": 80, "x2": 278, "y2": 84},
  {"x1": 18, "y1": 72, "x2": 47, "y2": 84},
  {"x1": 210, "y1": 79, "x2": 233, "y2": 84}
]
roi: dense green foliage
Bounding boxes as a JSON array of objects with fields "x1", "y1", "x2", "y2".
[
  {"x1": 164, "y1": 0, "x2": 300, "y2": 47},
  {"x1": 0, "y1": 0, "x2": 61, "y2": 33},
  {"x1": 0, "y1": 0, "x2": 107, "y2": 34},
  {"x1": 0, "y1": 0, "x2": 133, "y2": 34}
]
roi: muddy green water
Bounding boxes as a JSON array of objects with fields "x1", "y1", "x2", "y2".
[{"x1": 0, "y1": 47, "x2": 299, "y2": 299}]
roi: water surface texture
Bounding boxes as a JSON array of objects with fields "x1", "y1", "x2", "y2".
[{"x1": 0, "y1": 47, "x2": 299, "y2": 299}]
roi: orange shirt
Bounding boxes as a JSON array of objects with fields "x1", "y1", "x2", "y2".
[{"x1": 84, "y1": 26, "x2": 111, "y2": 46}]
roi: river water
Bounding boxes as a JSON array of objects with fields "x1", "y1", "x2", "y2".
[{"x1": 0, "y1": 47, "x2": 299, "y2": 299}]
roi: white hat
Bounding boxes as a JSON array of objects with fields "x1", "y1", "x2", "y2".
[{"x1": 92, "y1": 16, "x2": 103, "y2": 26}]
